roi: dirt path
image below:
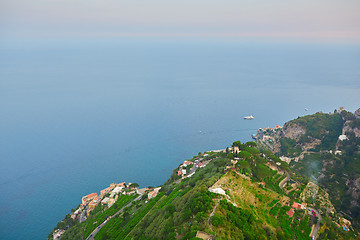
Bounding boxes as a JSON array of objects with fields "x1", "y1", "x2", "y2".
[{"x1": 208, "y1": 196, "x2": 222, "y2": 234}]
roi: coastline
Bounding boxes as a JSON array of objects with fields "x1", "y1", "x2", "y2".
[{"x1": 49, "y1": 148, "x2": 225, "y2": 239}]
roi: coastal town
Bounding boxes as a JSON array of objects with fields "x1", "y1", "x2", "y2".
[
  {"x1": 74, "y1": 183, "x2": 162, "y2": 221},
  {"x1": 53, "y1": 181, "x2": 162, "y2": 240}
]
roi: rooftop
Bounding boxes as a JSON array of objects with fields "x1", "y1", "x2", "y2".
[
  {"x1": 83, "y1": 193, "x2": 97, "y2": 199},
  {"x1": 287, "y1": 208, "x2": 295, "y2": 217},
  {"x1": 292, "y1": 202, "x2": 301, "y2": 209}
]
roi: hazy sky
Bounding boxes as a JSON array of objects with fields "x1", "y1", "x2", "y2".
[{"x1": 1, "y1": 0, "x2": 360, "y2": 41}]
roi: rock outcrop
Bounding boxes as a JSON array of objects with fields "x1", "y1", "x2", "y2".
[
  {"x1": 341, "y1": 108, "x2": 360, "y2": 138},
  {"x1": 354, "y1": 108, "x2": 360, "y2": 119},
  {"x1": 281, "y1": 123, "x2": 306, "y2": 141}
]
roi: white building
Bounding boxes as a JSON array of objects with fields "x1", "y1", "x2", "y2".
[
  {"x1": 153, "y1": 187, "x2": 161, "y2": 193},
  {"x1": 339, "y1": 135, "x2": 348, "y2": 141},
  {"x1": 101, "y1": 197, "x2": 110, "y2": 205},
  {"x1": 53, "y1": 229, "x2": 65, "y2": 240},
  {"x1": 208, "y1": 187, "x2": 226, "y2": 196},
  {"x1": 112, "y1": 186, "x2": 123, "y2": 194},
  {"x1": 335, "y1": 150, "x2": 342, "y2": 155}
]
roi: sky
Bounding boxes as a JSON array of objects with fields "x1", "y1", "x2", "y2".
[{"x1": 1, "y1": 0, "x2": 360, "y2": 42}]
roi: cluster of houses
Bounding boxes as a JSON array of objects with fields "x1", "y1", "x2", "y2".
[
  {"x1": 255, "y1": 125, "x2": 282, "y2": 142},
  {"x1": 70, "y1": 181, "x2": 162, "y2": 222},
  {"x1": 177, "y1": 155, "x2": 209, "y2": 178},
  {"x1": 147, "y1": 187, "x2": 162, "y2": 200},
  {"x1": 286, "y1": 202, "x2": 308, "y2": 217},
  {"x1": 53, "y1": 182, "x2": 162, "y2": 240},
  {"x1": 74, "y1": 182, "x2": 128, "y2": 218},
  {"x1": 53, "y1": 229, "x2": 65, "y2": 240},
  {"x1": 177, "y1": 160, "x2": 193, "y2": 176}
]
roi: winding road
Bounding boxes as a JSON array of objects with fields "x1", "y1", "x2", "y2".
[
  {"x1": 279, "y1": 171, "x2": 290, "y2": 190},
  {"x1": 308, "y1": 207, "x2": 321, "y2": 240}
]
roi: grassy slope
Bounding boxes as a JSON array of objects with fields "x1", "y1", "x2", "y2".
[{"x1": 209, "y1": 166, "x2": 326, "y2": 240}]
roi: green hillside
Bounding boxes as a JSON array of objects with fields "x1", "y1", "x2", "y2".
[
  {"x1": 289, "y1": 112, "x2": 343, "y2": 151},
  {"x1": 257, "y1": 108, "x2": 360, "y2": 234},
  {"x1": 49, "y1": 137, "x2": 358, "y2": 239}
]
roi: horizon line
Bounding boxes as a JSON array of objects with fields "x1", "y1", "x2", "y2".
[{"x1": 1, "y1": 31, "x2": 360, "y2": 44}]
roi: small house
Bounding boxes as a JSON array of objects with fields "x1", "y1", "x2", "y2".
[
  {"x1": 82, "y1": 193, "x2": 97, "y2": 205},
  {"x1": 101, "y1": 197, "x2": 110, "y2": 205},
  {"x1": 287, "y1": 208, "x2": 295, "y2": 217},
  {"x1": 292, "y1": 202, "x2": 301, "y2": 209}
]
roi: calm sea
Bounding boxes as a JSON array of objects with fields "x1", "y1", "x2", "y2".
[{"x1": 0, "y1": 38, "x2": 359, "y2": 239}]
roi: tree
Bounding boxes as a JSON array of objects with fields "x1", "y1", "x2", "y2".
[
  {"x1": 246, "y1": 141, "x2": 257, "y2": 147},
  {"x1": 129, "y1": 183, "x2": 139, "y2": 189},
  {"x1": 239, "y1": 151, "x2": 251, "y2": 160},
  {"x1": 245, "y1": 147, "x2": 260, "y2": 155},
  {"x1": 227, "y1": 152, "x2": 234, "y2": 159},
  {"x1": 123, "y1": 209, "x2": 130, "y2": 221},
  {"x1": 232, "y1": 141, "x2": 242, "y2": 147}
]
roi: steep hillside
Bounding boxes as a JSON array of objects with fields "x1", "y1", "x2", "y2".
[
  {"x1": 50, "y1": 139, "x2": 358, "y2": 239},
  {"x1": 273, "y1": 112, "x2": 343, "y2": 154},
  {"x1": 255, "y1": 108, "x2": 360, "y2": 232}
]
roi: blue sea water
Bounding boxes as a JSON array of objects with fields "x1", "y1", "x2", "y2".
[{"x1": 0, "y1": 38, "x2": 359, "y2": 239}]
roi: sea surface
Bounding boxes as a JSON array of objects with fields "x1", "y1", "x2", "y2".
[{"x1": 0, "y1": 38, "x2": 359, "y2": 239}]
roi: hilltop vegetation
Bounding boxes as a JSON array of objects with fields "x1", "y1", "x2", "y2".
[
  {"x1": 290, "y1": 112, "x2": 343, "y2": 151},
  {"x1": 277, "y1": 112, "x2": 343, "y2": 156}
]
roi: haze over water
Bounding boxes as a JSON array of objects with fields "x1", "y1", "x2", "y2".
[{"x1": 0, "y1": 38, "x2": 360, "y2": 239}]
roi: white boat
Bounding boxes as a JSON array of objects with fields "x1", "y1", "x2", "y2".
[{"x1": 244, "y1": 115, "x2": 254, "y2": 120}]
